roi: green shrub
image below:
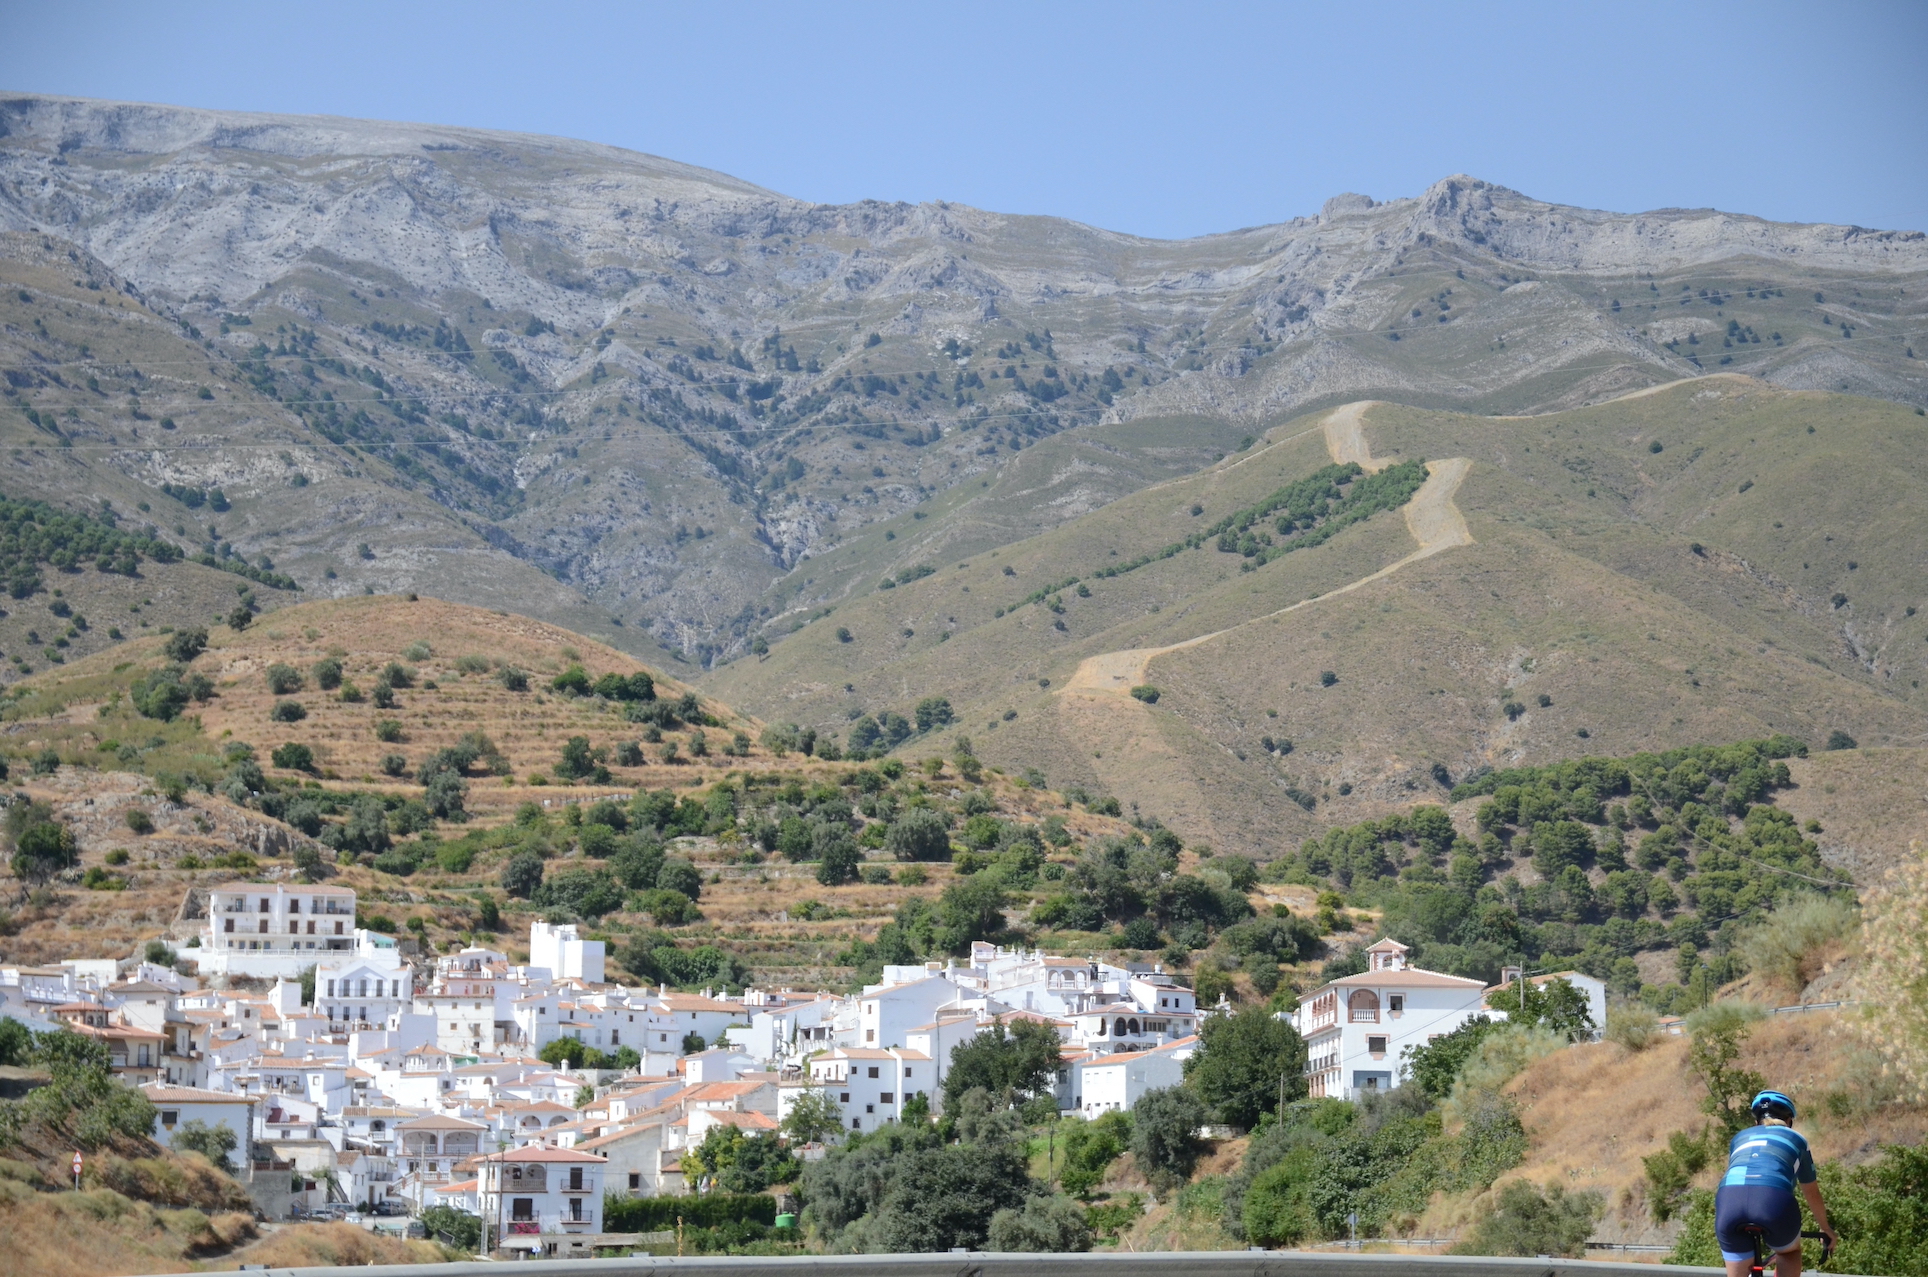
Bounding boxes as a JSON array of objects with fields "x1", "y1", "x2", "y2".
[
  {"x1": 1641, "y1": 1126, "x2": 1715, "y2": 1222},
  {"x1": 1129, "y1": 685, "x2": 1160, "y2": 704},
  {"x1": 1129, "y1": 1086, "x2": 1208, "y2": 1193},
  {"x1": 1451, "y1": 1179, "x2": 1601, "y2": 1258},
  {"x1": 987, "y1": 1194, "x2": 1092, "y2": 1252},
  {"x1": 171, "y1": 1118, "x2": 237, "y2": 1171},
  {"x1": 124, "y1": 809, "x2": 154, "y2": 835},
  {"x1": 1443, "y1": 1026, "x2": 1564, "y2": 1124},
  {"x1": 1058, "y1": 1111, "x2": 1132, "y2": 1196},
  {"x1": 264, "y1": 663, "x2": 303, "y2": 694},
  {"x1": 269, "y1": 699, "x2": 307, "y2": 722},
  {"x1": 270, "y1": 742, "x2": 315, "y2": 772},
  {"x1": 1740, "y1": 892, "x2": 1856, "y2": 992},
  {"x1": 1605, "y1": 1003, "x2": 1658, "y2": 1051},
  {"x1": 604, "y1": 1192, "x2": 775, "y2": 1233},
  {"x1": 501, "y1": 851, "x2": 544, "y2": 898}
]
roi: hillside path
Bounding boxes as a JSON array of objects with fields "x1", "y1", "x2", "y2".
[{"x1": 1061, "y1": 403, "x2": 1473, "y2": 695}]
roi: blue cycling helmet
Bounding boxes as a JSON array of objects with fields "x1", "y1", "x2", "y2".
[{"x1": 1750, "y1": 1089, "x2": 1797, "y2": 1124}]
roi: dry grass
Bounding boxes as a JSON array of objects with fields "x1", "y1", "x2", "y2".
[
  {"x1": 2, "y1": 594, "x2": 1168, "y2": 977},
  {"x1": 0, "y1": 1171, "x2": 256, "y2": 1277},
  {"x1": 0, "y1": 1141, "x2": 436, "y2": 1277},
  {"x1": 1775, "y1": 747, "x2": 1928, "y2": 882},
  {"x1": 212, "y1": 1223, "x2": 445, "y2": 1270},
  {"x1": 183, "y1": 593, "x2": 746, "y2": 791},
  {"x1": 711, "y1": 381, "x2": 1928, "y2": 861},
  {"x1": 1417, "y1": 1009, "x2": 1928, "y2": 1246}
]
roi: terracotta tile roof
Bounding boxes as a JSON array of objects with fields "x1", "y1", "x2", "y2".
[
  {"x1": 683, "y1": 1081, "x2": 771, "y2": 1099},
  {"x1": 695, "y1": 1110, "x2": 778, "y2": 1131},
  {"x1": 140, "y1": 1084, "x2": 259, "y2": 1104},
  {"x1": 1321, "y1": 969, "x2": 1487, "y2": 990},
  {"x1": 654, "y1": 993, "x2": 746, "y2": 1013},
  {"x1": 477, "y1": 1146, "x2": 607, "y2": 1163},
  {"x1": 398, "y1": 1114, "x2": 488, "y2": 1130}
]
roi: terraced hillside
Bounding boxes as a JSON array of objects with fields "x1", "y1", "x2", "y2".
[
  {"x1": 3, "y1": 93, "x2": 1926, "y2": 668},
  {"x1": 708, "y1": 379, "x2": 1928, "y2": 856},
  {"x1": 0, "y1": 595, "x2": 1173, "y2": 984}
]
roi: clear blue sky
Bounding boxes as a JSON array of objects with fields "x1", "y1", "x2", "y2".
[{"x1": 5, "y1": 1, "x2": 1926, "y2": 240}]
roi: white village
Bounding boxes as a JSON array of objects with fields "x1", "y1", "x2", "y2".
[{"x1": 0, "y1": 880, "x2": 1604, "y2": 1257}]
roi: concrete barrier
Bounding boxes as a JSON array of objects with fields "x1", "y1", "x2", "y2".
[{"x1": 154, "y1": 1248, "x2": 1720, "y2": 1277}]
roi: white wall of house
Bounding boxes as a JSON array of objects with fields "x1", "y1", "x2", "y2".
[
  {"x1": 144, "y1": 1087, "x2": 257, "y2": 1160},
  {"x1": 1070, "y1": 1041, "x2": 1189, "y2": 1118},
  {"x1": 201, "y1": 884, "x2": 359, "y2": 978},
  {"x1": 480, "y1": 1151, "x2": 605, "y2": 1250},
  {"x1": 1295, "y1": 943, "x2": 1490, "y2": 1101},
  {"x1": 318, "y1": 943, "x2": 411, "y2": 1031},
  {"x1": 528, "y1": 923, "x2": 604, "y2": 984},
  {"x1": 857, "y1": 977, "x2": 960, "y2": 1051},
  {"x1": 801, "y1": 1048, "x2": 929, "y2": 1134}
]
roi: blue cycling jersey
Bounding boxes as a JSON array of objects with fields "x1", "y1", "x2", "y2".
[{"x1": 1722, "y1": 1124, "x2": 1816, "y2": 1191}]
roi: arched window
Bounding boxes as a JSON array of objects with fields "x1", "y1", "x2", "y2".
[
  {"x1": 1114, "y1": 1017, "x2": 1128, "y2": 1037},
  {"x1": 1347, "y1": 990, "x2": 1380, "y2": 1023},
  {"x1": 1127, "y1": 1018, "x2": 1141, "y2": 1036}
]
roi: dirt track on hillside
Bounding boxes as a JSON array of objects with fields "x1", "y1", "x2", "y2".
[{"x1": 1060, "y1": 403, "x2": 1474, "y2": 695}]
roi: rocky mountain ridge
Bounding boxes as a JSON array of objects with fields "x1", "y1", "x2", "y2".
[{"x1": 1, "y1": 92, "x2": 1924, "y2": 664}]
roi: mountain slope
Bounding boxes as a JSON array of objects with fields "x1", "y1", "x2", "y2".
[
  {"x1": 709, "y1": 379, "x2": 1928, "y2": 854},
  {"x1": 3, "y1": 93, "x2": 1926, "y2": 663}
]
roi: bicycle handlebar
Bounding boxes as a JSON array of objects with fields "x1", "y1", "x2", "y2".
[{"x1": 1800, "y1": 1230, "x2": 1835, "y2": 1266}]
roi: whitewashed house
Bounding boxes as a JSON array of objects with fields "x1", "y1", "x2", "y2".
[
  {"x1": 528, "y1": 922, "x2": 604, "y2": 984},
  {"x1": 1065, "y1": 1034, "x2": 1198, "y2": 1117},
  {"x1": 142, "y1": 1084, "x2": 258, "y2": 1160},
  {"x1": 1294, "y1": 939, "x2": 1490, "y2": 1100},
  {"x1": 478, "y1": 1146, "x2": 606, "y2": 1256},
  {"x1": 789, "y1": 1047, "x2": 931, "y2": 1133},
  {"x1": 316, "y1": 934, "x2": 412, "y2": 1032},
  {"x1": 200, "y1": 883, "x2": 358, "y2": 978}
]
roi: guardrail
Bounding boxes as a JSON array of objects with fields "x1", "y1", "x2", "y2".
[
  {"x1": 174, "y1": 1247, "x2": 1722, "y2": 1277},
  {"x1": 1770, "y1": 1000, "x2": 1856, "y2": 1016}
]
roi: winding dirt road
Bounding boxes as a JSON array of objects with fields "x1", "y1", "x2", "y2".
[{"x1": 1062, "y1": 403, "x2": 1474, "y2": 696}]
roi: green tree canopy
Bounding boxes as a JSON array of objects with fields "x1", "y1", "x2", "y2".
[
  {"x1": 942, "y1": 1021, "x2": 1064, "y2": 1109},
  {"x1": 1129, "y1": 1085, "x2": 1209, "y2": 1192},
  {"x1": 1184, "y1": 1005, "x2": 1308, "y2": 1129},
  {"x1": 6, "y1": 800, "x2": 76, "y2": 890}
]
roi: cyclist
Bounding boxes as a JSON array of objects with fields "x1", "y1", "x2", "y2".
[{"x1": 1715, "y1": 1090, "x2": 1836, "y2": 1276}]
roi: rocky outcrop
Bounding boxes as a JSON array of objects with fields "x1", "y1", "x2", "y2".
[{"x1": 2, "y1": 94, "x2": 1924, "y2": 665}]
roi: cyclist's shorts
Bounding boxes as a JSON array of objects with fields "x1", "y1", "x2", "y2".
[{"x1": 1715, "y1": 1185, "x2": 1803, "y2": 1263}]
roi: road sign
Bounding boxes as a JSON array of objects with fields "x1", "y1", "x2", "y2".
[{"x1": 72, "y1": 1151, "x2": 83, "y2": 1189}]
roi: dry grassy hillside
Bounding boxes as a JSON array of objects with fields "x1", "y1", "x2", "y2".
[
  {"x1": 715, "y1": 379, "x2": 1928, "y2": 863},
  {"x1": 0, "y1": 552, "x2": 301, "y2": 692},
  {"x1": 4, "y1": 593, "x2": 741, "y2": 799},
  {"x1": 0, "y1": 594, "x2": 1172, "y2": 979},
  {"x1": 1440, "y1": 1011, "x2": 1928, "y2": 1247},
  {"x1": 1775, "y1": 747, "x2": 1928, "y2": 880}
]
